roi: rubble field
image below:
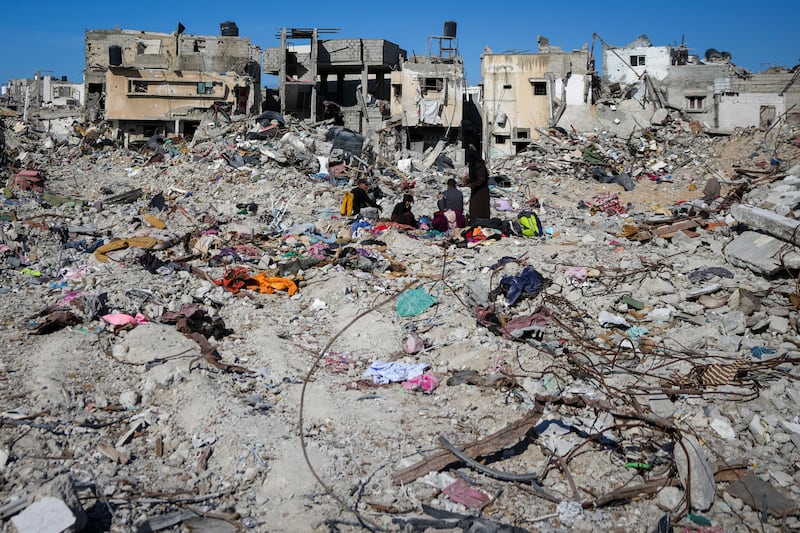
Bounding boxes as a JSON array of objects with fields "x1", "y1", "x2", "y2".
[{"x1": 1, "y1": 112, "x2": 800, "y2": 533}]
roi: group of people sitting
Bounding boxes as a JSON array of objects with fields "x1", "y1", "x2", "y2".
[
  {"x1": 349, "y1": 177, "x2": 467, "y2": 232},
  {"x1": 347, "y1": 147, "x2": 491, "y2": 232}
]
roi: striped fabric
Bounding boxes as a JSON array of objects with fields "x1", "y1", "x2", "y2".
[{"x1": 692, "y1": 358, "x2": 748, "y2": 386}]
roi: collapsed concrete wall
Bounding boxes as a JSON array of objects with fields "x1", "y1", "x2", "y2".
[{"x1": 603, "y1": 35, "x2": 675, "y2": 85}]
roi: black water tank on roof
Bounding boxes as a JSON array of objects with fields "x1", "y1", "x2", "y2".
[
  {"x1": 109, "y1": 45, "x2": 122, "y2": 67},
  {"x1": 220, "y1": 21, "x2": 239, "y2": 36},
  {"x1": 443, "y1": 21, "x2": 457, "y2": 38}
]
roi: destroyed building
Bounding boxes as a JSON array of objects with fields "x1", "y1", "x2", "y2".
[
  {"x1": 603, "y1": 34, "x2": 800, "y2": 132},
  {"x1": 480, "y1": 36, "x2": 595, "y2": 161},
  {"x1": 4, "y1": 16, "x2": 800, "y2": 533},
  {"x1": 262, "y1": 28, "x2": 405, "y2": 137},
  {"x1": 389, "y1": 22, "x2": 468, "y2": 151},
  {"x1": 602, "y1": 34, "x2": 690, "y2": 87},
  {"x1": 1, "y1": 74, "x2": 85, "y2": 136},
  {"x1": 84, "y1": 23, "x2": 261, "y2": 145}
]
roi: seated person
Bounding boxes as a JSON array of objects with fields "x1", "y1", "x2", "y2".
[
  {"x1": 432, "y1": 178, "x2": 466, "y2": 231},
  {"x1": 432, "y1": 207, "x2": 466, "y2": 232},
  {"x1": 437, "y1": 178, "x2": 464, "y2": 214},
  {"x1": 391, "y1": 194, "x2": 417, "y2": 227},
  {"x1": 351, "y1": 178, "x2": 382, "y2": 218}
]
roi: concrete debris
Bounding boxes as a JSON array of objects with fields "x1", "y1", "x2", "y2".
[{"x1": 0, "y1": 106, "x2": 799, "y2": 533}]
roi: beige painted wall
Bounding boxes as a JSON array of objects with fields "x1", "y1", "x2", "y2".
[
  {"x1": 482, "y1": 50, "x2": 589, "y2": 160},
  {"x1": 105, "y1": 69, "x2": 244, "y2": 121}
]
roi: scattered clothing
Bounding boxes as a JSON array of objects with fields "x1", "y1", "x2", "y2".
[
  {"x1": 364, "y1": 360, "x2": 430, "y2": 385},
  {"x1": 687, "y1": 267, "x2": 734, "y2": 283},
  {"x1": 402, "y1": 372, "x2": 439, "y2": 393},
  {"x1": 496, "y1": 266, "x2": 545, "y2": 305}
]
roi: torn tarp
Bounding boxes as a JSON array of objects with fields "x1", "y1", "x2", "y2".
[{"x1": 325, "y1": 127, "x2": 364, "y2": 156}]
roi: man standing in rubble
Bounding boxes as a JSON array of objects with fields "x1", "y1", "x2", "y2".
[
  {"x1": 351, "y1": 178, "x2": 382, "y2": 219},
  {"x1": 464, "y1": 147, "x2": 490, "y2": 222}
]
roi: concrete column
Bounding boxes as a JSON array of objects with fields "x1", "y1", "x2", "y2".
[
  {"x1": 310, "y1": 28, "x2": 318, "y2": 122},
  {"x1": 375, "y1": 72, "x2": 385, "y2": 100},
  {"x1": 279, "y1": 28, "x2": 286, "y2": 116}
]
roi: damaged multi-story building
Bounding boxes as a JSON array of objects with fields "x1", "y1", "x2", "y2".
[
  {"x1": 602, "y1": 34, "x2": 800, "y2": 131},
  {"x1": 480, "y1": 36, "x2": 596, "y2": 162},
  {"x1": 84, "y1": 22, "x2": 261, "y2": 145},
  {"x1": 388, "y1": 22, "x2": 469, "y2": 152},
  {"x1": 262, "y1": 28, "x2": 405, "y2": 137},
  {"x1": 1, "y1": 73, "x2": 85, "y2": 135}
]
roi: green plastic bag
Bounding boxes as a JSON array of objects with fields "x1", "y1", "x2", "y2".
[{"x1": 396, "y1": 288, "x2": 437, "y2": 317}]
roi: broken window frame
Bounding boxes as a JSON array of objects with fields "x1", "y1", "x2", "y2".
[
  {"x1": 420, "y1": 77, "x2": 444, "y2": 94},
  {"x1": 196, "y1": 82, "x2": 215, "y2": 95},
  {"x1": 493, "y1": 133, "x2": 510, "y2": 145},
  {"x1": 53, "y1": 86, "x2": 73, "y2": 99},
  {"x1": 630, "y1": 55, "x2": 646, "y2": 67},
  {"x1": 686, "y1": 96, "x2": 705, "y2": 111},
  {"x1": 530, "y1": 80, "x2": 547, "y2": 96},
  {"x1": 130, "y1": 80, "x2": 149, "y2": 94},
  {"x1": 512, "y1": 127, "x2": 530, "y2": 140}
]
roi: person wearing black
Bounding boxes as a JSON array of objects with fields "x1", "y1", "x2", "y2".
[
  {"x1": 464, "y1": 148, "x2": 490, "y2": 222},
  {"x1": 391, "y1": 194, "x2": 417, "y2": 227},
  {"x1": 351, "y1": 178, "x2": 382, "y2": 217}
]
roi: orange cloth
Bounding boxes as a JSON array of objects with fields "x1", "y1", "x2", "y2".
[
  {"x1": 248, "y1": 273, "x2": 298, "y2": 296},
  {"x1": 214, "y1": 268, "x2": 298, "y2": 296}
]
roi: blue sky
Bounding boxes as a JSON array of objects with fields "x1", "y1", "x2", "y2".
[{"x1": 1, "y1": 0, "x2": 797, "y2": 88}]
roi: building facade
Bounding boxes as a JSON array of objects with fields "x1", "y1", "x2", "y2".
[
  {"x1": 481, "y1": 37, "x2": 594, "y2": 161},
  {"x1": 85, "y1": 25, "x2": 261, "y2": 143}
]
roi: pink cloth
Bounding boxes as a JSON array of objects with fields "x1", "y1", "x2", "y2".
[
  {"x1": 101, "y1": 313, "x2": 149, "y2": 326},
  {"x1": 402, "y1": 372, "x2": 439, "y2": 393},
  {"x1": 442, "y1": 479, "x2": 490, "y2": 508}
]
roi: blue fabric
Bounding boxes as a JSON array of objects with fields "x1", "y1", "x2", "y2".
[
  {"x1": 750, "y1": 346, "x2": 775, "y2": 360},
  {"x1": 396, "y1": 287, "x2": 437, "y2": 316},
  {"x1": 499, "y1": 266, "x2": 543, "y2": 305}
]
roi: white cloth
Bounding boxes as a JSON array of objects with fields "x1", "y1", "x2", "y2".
[
  {"x1": 418, "y1": 99, "x2": 441, "y2": 125},
  {"x1": 364, "y1": 360, "x2": 430, "y2": 385}
]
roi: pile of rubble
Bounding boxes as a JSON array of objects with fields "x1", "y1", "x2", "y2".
[{"x1": 1, "y1": 111, "x2": 800, "y2": 533}]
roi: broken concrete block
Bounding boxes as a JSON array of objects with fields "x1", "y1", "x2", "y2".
[
  {"x1": 727, "y1": 288, "x2": 762, "y2": 315},
  {"x1": 731, "y1": 204, "x2": 800, "y2": 242},
  {"x1": 656, "y1": 486, "x2": 683, "y2": 510},
  {"x1": 119, "y1": 390, "x2": 140, "y2": 408},
  {"x1": 725, "y1": 231, "x2": 800, "y2": 275},
  {"x1": 651, "y1": 108, "x2": 670, "y2": 126},
  {"x1": 719, "y1": 311, "x2": 746, "y2": 336},
  {"x1": 11, "y1": 497, "x2": 76, "y2": 533},
  {"x1": 674, "y1": 435, "x2": 716, "y2": 511},
  {"x1": 769, "y1": 316, "x2": 790, "y2": 334},
  {"x1": 28, "y1": 474, "x2": 87, "y2": 532},
  {"x1": 710, "y1": 417, "x2": 736, "y2": 440},
  {"x1": 749, "y1": 413, "x2": 770, "y2": 445}
]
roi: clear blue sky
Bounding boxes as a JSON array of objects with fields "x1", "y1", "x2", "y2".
[{"x1": 1, "y1": 0, "x2": 797, "y2": 88}]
